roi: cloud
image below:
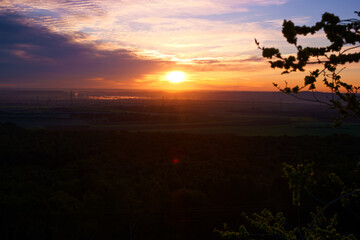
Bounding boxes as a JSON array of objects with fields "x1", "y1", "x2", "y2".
[
  {"x1": 0, "y1": 0, "x2": 289, "y2": 59},
  {"x1": 0, "y1": 12, "x2": 168, "y2": 88},
  {"x1": 0, "y1": 0, "x2": 303, "y2": 90},
  {"x1": 1, "y1": 0, "x2": 289, "y2": 17}
]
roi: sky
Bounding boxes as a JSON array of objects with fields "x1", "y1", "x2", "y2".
[{"x1": 0, "y1": 0, "x2": 359, "y2": 91}]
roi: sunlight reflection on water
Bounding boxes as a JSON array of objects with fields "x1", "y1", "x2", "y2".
[{"x1": 88, "y1": 96, "x2": 151, "y2": 100}]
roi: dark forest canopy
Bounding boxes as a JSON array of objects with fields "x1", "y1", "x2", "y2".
[{"x1": 0, "y1": 124, "x2": 359, "y2": 239}]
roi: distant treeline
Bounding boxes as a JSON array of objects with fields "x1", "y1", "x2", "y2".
[{"x1": 0, "y1": 123, "x2": 359, "y2": 240}]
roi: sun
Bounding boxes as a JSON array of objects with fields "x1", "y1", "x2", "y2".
[{"x1": 165, "y1": 71, "x2": 186, "y2": 83}]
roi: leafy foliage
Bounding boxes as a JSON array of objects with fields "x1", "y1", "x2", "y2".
[
  {"x1": 215, "y1": 163, "x2": 360, "y2": 240},
  {"x1": 256, "y1": 11, "x2": 360, "y2": 125},
  {"x1": 282, "y1": 163, "x2": 315, "y2": 206}
]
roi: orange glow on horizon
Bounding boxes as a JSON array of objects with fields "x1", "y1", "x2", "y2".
[{"x1": 130, "y1": 61, "x2": 360, "y2": 92}]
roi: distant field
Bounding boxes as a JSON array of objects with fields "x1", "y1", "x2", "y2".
[
  {"x1": 126, "y1": 122, "x2": 360, "y2": 136},
  {"x1": 0, "y1": 90, "x2": 359, "y2": 136},
  {"x1": 2, "y1": 107, "x2": 360, "y2": 136},
  {"x1": 88, "y1": 117, "x2": 360, "y2": 136}
]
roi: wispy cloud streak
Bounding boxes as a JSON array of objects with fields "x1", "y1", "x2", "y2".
[{"x1": 0, "y1": 0, "x2": 290, "y2": 62}]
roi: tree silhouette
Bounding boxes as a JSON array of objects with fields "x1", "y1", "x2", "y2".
[
  {"x1": 256, "y1": 11, "x2": 360, "y2": 126},
  {"x1": 214, "y1": 11, "x2": 360, "y2": 240}
]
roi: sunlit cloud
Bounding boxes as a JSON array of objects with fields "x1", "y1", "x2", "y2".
[
  {"x1": 0, "y1": 0, "x2": 293, "y2": 89},
  {"x1": 0, "y1": 0, "x2": 290, "y2": 59},
  {"x1": 1, "y1": 0, "x2": 358, "y2": 91},
  {"x1": 0, "y1": 12, "x2": 171, "y2": 88}
]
